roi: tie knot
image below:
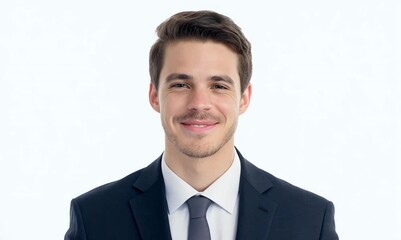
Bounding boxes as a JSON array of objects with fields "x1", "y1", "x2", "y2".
[{"x1": 187, "y1": 195, "x2": 212, "y2": 219}]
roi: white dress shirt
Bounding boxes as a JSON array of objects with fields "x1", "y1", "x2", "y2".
[{"x1": 161, "y1": 151, "x2": 241, "y2": 240}]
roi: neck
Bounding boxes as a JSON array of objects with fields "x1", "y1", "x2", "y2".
[{"x1": 164, "y1": 140, "x2": 235, "y2": 192}]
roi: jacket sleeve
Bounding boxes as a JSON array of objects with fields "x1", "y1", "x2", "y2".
[
  {"x1": 319, "y1": 201, "x2": 339, "y2": 240},
  {"x1": 65, "y1": 199, "x2": 88, "y2": 240}
]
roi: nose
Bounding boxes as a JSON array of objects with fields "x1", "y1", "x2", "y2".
[{"x1": 187, "y1": 87, "x2": 212, "y2": 111}]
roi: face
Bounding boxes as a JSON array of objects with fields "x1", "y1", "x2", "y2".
[{"x1": 149, "y1": 40, "x2": 251, "y2": 158}]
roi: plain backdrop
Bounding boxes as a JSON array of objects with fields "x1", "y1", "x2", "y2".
[{"x1": 0, "y1": 1, "x2": 400, "y2": 239}]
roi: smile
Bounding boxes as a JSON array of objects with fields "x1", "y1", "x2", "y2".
[
  {"x1": 190, "y1": 124, "x2": 209, "y2": 128},
  {"x1": 181, "y1": 121, "x2": 217, "y2": 132}
]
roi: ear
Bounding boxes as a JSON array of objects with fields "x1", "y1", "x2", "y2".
[
  {"x1": 149, "y1": 83, "x2": 160, "y2": 113},
  {"x1": 239, "y1": 83, "x2": 252, "y2": 115}
]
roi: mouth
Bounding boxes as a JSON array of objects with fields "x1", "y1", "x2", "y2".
[{"x1": 181, "y1": 120, "x2": 218, "y2": 132}]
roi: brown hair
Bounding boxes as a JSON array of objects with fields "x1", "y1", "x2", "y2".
[{"x1": 149, "y1": 10, "x2": 252, "y2": 93}]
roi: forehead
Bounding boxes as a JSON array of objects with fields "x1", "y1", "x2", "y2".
[{"x1": 161, "y1": 40, "x2": 240, "y2": 79}]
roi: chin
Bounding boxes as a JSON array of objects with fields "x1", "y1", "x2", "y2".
[
  {"x1": 176, "y1": 140, "x2": 226, "y2": 159},
  {"x1": 181, "y1": 148, "x2": 218, "y2": 158}
]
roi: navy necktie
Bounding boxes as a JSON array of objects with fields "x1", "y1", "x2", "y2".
[{"x1": 187, "y1": 195, "x2": 212, "y2": 240}]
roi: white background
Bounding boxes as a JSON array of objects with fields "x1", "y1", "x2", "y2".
[{"x1": 0, "y1": 1, "x2": 400, "y2": 239}]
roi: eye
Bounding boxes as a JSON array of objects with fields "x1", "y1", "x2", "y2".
[
  {"x1": 212, "y1": 84, "x2": 228, "y2": 90},
  {"x1": 171, "y1": 83, "x2": 189, "y2": 88}
]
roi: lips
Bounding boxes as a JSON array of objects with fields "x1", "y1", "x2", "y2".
[
  {"x1": 188, "y1": 124, "x2": 210, "y2": 128},
  {"x1": 181, "y1": 120, "x2": 218, "y2": 132}
]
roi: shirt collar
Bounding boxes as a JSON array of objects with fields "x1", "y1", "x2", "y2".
[{"x1": 162, "y1": 151, "x2": 241, "y2": 215}]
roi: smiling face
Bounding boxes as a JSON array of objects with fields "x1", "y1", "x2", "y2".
[{"x1": 149, "y1": 40, "x2": 251, "y2": 159}]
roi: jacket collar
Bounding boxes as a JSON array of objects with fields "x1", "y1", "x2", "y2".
[
  {"x1": 235, "y1": 149, "x2": 277, "y2": 240},
  {"x1": 129, "y1": 156, "x2": 172, "y2": 240},
  {"x1": 128, "y1": 149, "x2": 277, "y2": 240}
]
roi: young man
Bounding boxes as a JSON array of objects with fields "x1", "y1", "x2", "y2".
[{"x1": 65, "y1": 10, "x2": 338, "y2": 240}]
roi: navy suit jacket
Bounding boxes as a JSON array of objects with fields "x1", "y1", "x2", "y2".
[{"x1": 65, "y1": 150, "x2": 338, "y2": 239}]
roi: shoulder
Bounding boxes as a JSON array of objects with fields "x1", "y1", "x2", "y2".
[
  {"x1": 268, "y1": 170, "x2": 330, "y2": 207},
  {"x1": 239, "y1": 152, "x2": 331, "y2": 207},
  {"x1": 240, "y1": 157, "x2": 335, "y2": 232},
  {"x1": 237, "y1": 150, "x2": 338, "y2": 239},
  {"x1": 73, "y1": 157, "x2": 162, "y2": 205},
  {"x1": 65, "y1": 158, "x2": 163, "y2": 238}
]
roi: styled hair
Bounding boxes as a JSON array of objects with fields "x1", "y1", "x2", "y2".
[{"x1": 149, "y1": 10, "x2": 252, "y2": 93}]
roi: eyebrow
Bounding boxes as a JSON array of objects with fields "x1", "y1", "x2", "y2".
[
  {"x1": 210, "y1": 75, "x2": 235, "y2": 86},
  {"x1": 165, "y1": 73, "x2": 235, "y2": 86},
  {"x1": 165, "y1": 73, "x2": 193, "y2": 82}
]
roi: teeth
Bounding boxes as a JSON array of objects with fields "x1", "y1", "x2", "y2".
[{"x1": 192, "y1": 124, "x2": 207, "y2": 128}]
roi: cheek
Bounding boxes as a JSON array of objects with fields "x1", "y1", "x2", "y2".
[
  {"x1": 216, "y1": 99, "x2": 240, "y2": 118},
  {"x1": 160, "y1": 95, "x2": 186, "y2": 119}
]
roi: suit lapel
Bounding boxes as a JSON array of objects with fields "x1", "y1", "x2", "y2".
[
  {"x1": 236, "y1": 151, "x2": 277, "y2": 240},
  {"x1": 129, "y1": 157, "x2": 172, "y2": 240},
  {"x1": 128, "y1": 151, "x2": 276, "y2": 239}
]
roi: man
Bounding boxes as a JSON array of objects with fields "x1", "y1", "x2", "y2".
[{"x1": 65, "y1": 10, "x2": 338, "y2": 240}]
